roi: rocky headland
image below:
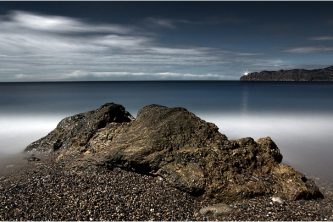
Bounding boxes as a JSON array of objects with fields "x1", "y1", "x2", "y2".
[
  {"x1": 1, "y1": 103, "x2": 332, "y2": 220},
  {"x1": 240, "y1": 66, "x2": 333, "y2": 81}
]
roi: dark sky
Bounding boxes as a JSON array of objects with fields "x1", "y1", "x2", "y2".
[{"x1": 1, "y1": 2, "x2": 333, "y2": 81}]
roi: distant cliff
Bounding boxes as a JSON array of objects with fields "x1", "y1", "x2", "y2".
[{"x1": 240, "y1": 66, "x2": 333, "y2": 81}]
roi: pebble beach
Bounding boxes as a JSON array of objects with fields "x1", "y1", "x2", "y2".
[{"x1": 0, "y1": 155, "x2": 333, "y2": 221}]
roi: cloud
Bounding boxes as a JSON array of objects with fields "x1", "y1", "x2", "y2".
[
  {"x1": 143, "y1": 16, "x2": 246, "y2": 29},
  {"x1": 148, "y1": 47, "x2": 209, "y2": 55},
  {"x1": 284, "y1": 46, "x2": 333, "y2": 53},
  {"x1": 7, "y1": 10, "x2": 132, "y2": 34},
  {"x1": 144, "y1": 17, "x2": 176, "y2": 29},
  {"x1": 310, "y1": 36, "x2": 333, "y2": 41},
  {"x1": 156, "y1": 72, "x2": 222, "y2": 79},
  {"x1": 0, "y1": 10, "x2": 283, "y2": 81},
  {"x1": 63, "y1": 70, "x2": 224, "y2": 80},
  {"x1": 0, "y1": 10, "x2": 227, "y2": 80},
  {"x1": 93, "y1": 35, "x2": 151, "y2": 49}
]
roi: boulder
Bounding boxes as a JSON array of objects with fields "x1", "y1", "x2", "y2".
[{"x1": 25, "y1": 103, "x2": 323, "y2": 201}]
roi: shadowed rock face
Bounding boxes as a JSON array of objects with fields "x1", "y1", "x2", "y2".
[
  {"x1": 240, "y1": 66, "x2": 333, "y2": 81},
  {"x1": 25, "y1": 103, "x2": 133, "y2": 153},
  {"x1": 25, "y1": 103, "x2": 323, "y2": 201}
]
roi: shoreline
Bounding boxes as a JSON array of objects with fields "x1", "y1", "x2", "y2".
[{"x1": 1, "y1": 154, "x2": 333, "y2": 221}]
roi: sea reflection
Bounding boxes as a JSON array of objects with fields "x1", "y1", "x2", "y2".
[{"x1": 0, "y1": 115, "x2": 62, "y2": 154}]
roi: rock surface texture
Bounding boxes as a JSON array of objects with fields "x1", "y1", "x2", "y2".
[
  {"x1": 25, "y1": 103, "x2": 323, "y2": 201},
  {"x1": 25, "y1": 103, "x2": 133, "y2": 153},
  {"x1": 240, "y1": 65, "x2": 333, "y2": 81}
]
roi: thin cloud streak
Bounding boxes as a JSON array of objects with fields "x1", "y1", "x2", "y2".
[
  {"x1": 7, "y1": 10, "x2": 132, "y2": 34},
  {"x1": 14, "y1": 70, "x2": 226, "y2": 81},
  {"x1": 144, "y1": 17, "x2": 176, "y2": 29},
  {"x1": 284, "y1": 46, "x2": 333, "y2": 53},
  {"x1": 310, "y1": 36, "x2": 333, "y2": 41},
  {"x1": 144, "y1": 15, "x2": 247, "y2": 28}
]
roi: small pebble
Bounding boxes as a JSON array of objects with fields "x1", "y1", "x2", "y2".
[{"x1": 271, "y1": 196, "x2": 284, "y2": 204}]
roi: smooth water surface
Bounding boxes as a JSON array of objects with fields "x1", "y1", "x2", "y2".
[{"x1": 1, "y1": 81, "x2": 333, "y2": 182}]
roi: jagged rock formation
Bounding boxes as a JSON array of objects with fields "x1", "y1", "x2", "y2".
[
  {"x1": 25, "y1": 103, "x2": 323, "y2": 201},
  {"x1": 240, "y1": 66, "x2": 333, "y2": 81}
]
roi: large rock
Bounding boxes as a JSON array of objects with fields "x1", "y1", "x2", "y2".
[{"x1": 25, "y1": 103, "x2": 323, "y2": 201}]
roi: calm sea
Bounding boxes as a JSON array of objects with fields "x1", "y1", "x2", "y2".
[{"x1": 1, "y1": 81, "x2": 333, "y2": 182}]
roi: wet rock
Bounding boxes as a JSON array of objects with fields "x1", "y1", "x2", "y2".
[{"x1": 25, "y1": 103, "x2": 323, "y2": 201}]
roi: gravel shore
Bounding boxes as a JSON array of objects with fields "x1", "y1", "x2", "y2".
[{"x1": 0, "y1": 155, "x2": 333, "y2": 221}]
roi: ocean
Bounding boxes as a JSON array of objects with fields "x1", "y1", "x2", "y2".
[{"x1": 1, "y1": 81, "x2": 333, "y2": 182}]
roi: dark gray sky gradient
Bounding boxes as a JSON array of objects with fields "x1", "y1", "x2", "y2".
[{"x1": 1, "y1": 2, "x2": 333, "y2": 81}]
